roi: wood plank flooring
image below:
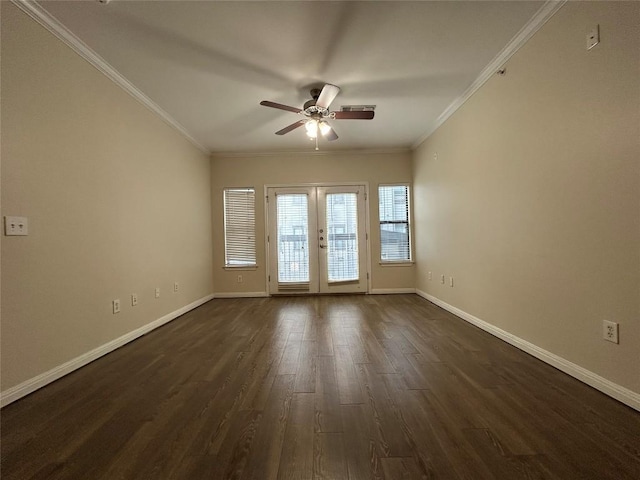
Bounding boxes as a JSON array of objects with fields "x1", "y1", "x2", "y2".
[{"x1": 2, "y1": 294, "x2": 639, "y2": 479}]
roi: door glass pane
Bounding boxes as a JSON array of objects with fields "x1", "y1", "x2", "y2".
[
  {"x1": 277, "y1": 194, "x2": 309, "y2": 283},
  {"x1": 326, "y1": 193, "x2": 359, "y2": 282}
]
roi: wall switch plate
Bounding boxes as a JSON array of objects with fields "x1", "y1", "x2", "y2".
[
  {"x1": 587, "y1": 24, "x2": 599, "y2": 50},
  {"x1": 449, "y1": 276, "x2": 454, "y2": 287},
  {"x1": 428, "y1": 271, "x2": 432, "y2": 280},
  {"x1": 112, "y1": 299, "x2": 121, "y2": 314},
  {"x1": 155, "y1": 288, "x2": 160, "y2": 298},
  {"x1": 131, "y1": 293, "x2": 138, "y2": 306},
  {"x1": 174, "y1": 282, "x2": 179, "y2": 292},
  {"x1": 4, "y1": 216, "x2": 28, "y2": 236},
  {"x1": 440, "y1": 274, "x2": 445, "y2": 284},
  {"x1": 237, "y1": 275, "x2": 243, "y2": 283},
  {"x1": 602, "y1": 320, "x2": 619, "y2": 344}
]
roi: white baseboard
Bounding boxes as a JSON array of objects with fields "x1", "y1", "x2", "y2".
[
  {"x1": 370, "y1": 288, "x2": 417, "y2": 295},
  {"x1": 415, "y1": 290, "x2": 640, "y2": 412},
  {"x1": 0, "y1": 293, "x2": 215, "y2": 408},
  {"x1": 213, "y1": 291, "x2": 269, "y2": 298}
]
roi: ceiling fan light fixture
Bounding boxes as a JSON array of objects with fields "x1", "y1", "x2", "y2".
[
  {"x1": 305, "y1": 120, "x2": 318, "y2": 138},
  {"x1": 319, "y1": 121, "x2": 331, "y2": 136}
]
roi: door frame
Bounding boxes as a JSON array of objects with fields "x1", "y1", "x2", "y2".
[{"x1": 264, "y1": 182, "x2": 371, "y2": 295}]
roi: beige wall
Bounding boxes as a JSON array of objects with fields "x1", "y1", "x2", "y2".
[
  {"x1": 211, "y1": 151, "x2": 414, "y2": 294},
  {"x1": 413, "y1": 2, "x2": 639, "y2": 394},
  {"x1": 1, "y1": 4, "x2": 213, "y2": 392}
]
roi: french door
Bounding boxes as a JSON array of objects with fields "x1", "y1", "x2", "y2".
[{"x1": 267, "y1": 185, "x2": 368, "y2": 295}]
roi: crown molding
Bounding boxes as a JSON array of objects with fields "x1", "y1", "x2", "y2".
[
  {"x1": 12, "y1": 0, "x2": 565, "y2": 156},
  {"x1": 412, "y1": 0, "x2": 567, "y2": 150},
  {"x1": 11, "y1": 0, "x2": 210, "y2": 155},
  {"x1": 211, "y1": 147, "x2": 412, "y2": 159}
]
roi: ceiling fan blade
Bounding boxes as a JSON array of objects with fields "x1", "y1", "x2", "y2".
[
  {"x1": 315, "y1": 84, "x2": 340, "y2": 109},
  {"x1": 260, "y1": 100, "x2": 302, "y2": 114},
  {"x1": 275, "y1": 120, "x2": 305, "y2": 135},
  {"x1": 333, "y1": 111, "x2": 375, "y2": 120},
  {"x1": 325, "y1": 126, "x2": 339, "y2": 141}
]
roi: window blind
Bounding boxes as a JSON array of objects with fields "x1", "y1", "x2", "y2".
[
  {"x1": 224, "y1": 188, "x2": 256, "y2": 266},
  {"x1": 379, "y1": 185, "x2": 411, "y2": 262}
]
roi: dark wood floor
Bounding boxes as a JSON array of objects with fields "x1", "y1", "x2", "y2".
[{"x1": 2, "y1": 294, "x2": 639, "y2": 479}]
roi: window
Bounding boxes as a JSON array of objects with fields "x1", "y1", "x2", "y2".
[
  {"x1": 378, "y1": 185, "x2": 411, "y2": 262},
  {"x1": 276, "y1": 193, "x2": 310, "y2": 283},
  {"x1": 326, "y1": 192, "x2": 359, "y2": 282},
  {"x1": 223, "y1": 188, "x2": 256, "y2": 267}
]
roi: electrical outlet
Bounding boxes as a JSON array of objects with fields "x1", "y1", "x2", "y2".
[
  {"x1": 131, "y1": 293, "x2": 138, "y2": 306},
  {"x1": 428, "y1": 271, "x2": 432, "y2": 280},
  {"x1": 237, "y1": 274, "x2": 243, "y2": 283},
  {"x1": 174, "y1": 282, "x2": 179, "y2": 293},
  {"x1": 602, "y1": 320, "x2": 619, "y2": 344},
  {"x1": 4, "y1": 216, "x2": 29, "y2": 236},
  {"x1": 112, "y1": 299, "x2": 121, "y2": 314},
  {"x1": 155, "y1": 288, "x2": 160, "y2": 298},
  {"x1": 440, "y1": 274, "x2": 445, "y2": 284}
]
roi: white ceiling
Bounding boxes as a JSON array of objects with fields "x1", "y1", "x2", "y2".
[{"x1": 35, "y1": 0, "x2": 547, "y2": 154}]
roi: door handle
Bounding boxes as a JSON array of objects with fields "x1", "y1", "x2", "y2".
[{"x1": 320, "y1": 244, "x2": 327, "y2": 249}]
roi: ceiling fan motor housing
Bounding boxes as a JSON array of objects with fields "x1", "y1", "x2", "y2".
[{"x1": 304, "y1": 87, "x2": 329, "y2": 115}]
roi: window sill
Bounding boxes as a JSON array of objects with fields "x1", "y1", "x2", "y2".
[
  {"x1": 379, "y1": 261, "x2": 414, "y2": 267},
  {"x1": 224, "y1": 265, "x2": 258, "y2": 271}
]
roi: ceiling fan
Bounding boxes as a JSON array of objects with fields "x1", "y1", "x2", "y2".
[{"x1": 260, "y1": 84, "x2": 374, "y2": 150}]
